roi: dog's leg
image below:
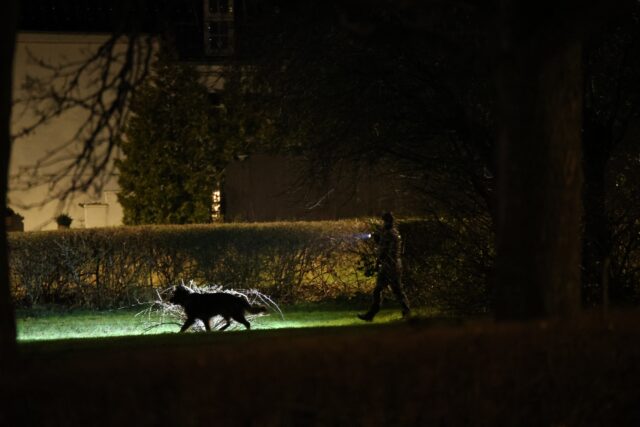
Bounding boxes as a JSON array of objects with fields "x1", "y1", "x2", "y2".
[
  {"x1": 233, "y1": 313, "x2": 251, "y2": 330},
  {"x1": 219, "y1": 317, "x2": 231, "y2": 331},
  {"x1": 180, "y1": 317, "x2": 196, "y2": 333}
]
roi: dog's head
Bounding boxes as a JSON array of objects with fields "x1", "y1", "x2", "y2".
[{"x1": 168, "y1": 284, "x2": 191, "y2": 306}]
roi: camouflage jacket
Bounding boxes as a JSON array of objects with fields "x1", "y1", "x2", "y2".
[{"x1": 377, "y1": 226, "x2": 402, "y2": 271}]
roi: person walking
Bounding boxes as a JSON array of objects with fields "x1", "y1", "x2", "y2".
[{"x1": 358, "y1": 212, "x2": 411, "y2": 321}]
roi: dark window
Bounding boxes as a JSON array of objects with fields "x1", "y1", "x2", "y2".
[
  {"x1": 208, "y1": 21, "x2": 230, "y2": 50},
  {"x1": 208, "y1": 0, "x2": 232, "y2": 16}
]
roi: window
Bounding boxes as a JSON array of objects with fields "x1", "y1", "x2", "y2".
[
  {"x1": 212, "y1": 190, "x2": 222, "y2": 221},
  {"x1": 207, "y1": 21, "x2": 231, "y2": 52},
  {"x1": 204, "y1": 0, "x2": 234, "y2": 56},
  {"x1": 208, "y1": 0, "x2": 233, "y2": 16}
]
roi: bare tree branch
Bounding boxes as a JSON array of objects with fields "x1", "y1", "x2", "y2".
[{"x1": 11, "y1": 33, "x2": 155, "y2": 209}]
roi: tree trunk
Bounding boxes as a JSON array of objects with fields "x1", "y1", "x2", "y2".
[
  {"x1": 494, "y1": 6, "x2": 584, "y2": 320},
  {"x1": 581, "y1": 124, "x2": 611, "y2": 307},
  {"x1": 0, "y1": 0, "x2": 18, "y2": 363},
  {"x1": 0, "y1": 2, "x2": 18, "y2": 426}
]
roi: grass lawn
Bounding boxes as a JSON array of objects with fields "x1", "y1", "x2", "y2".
[
  {"x1": 6, "y1": 310, "x2": 640, "y2": 426},
  {"x1": 15, "y1": 303, "x2": 439, "y2": 341}
]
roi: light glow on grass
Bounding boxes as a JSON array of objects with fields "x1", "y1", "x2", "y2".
[{"x1": 16, "y1": 305, "x2": 434, "y2": 342}]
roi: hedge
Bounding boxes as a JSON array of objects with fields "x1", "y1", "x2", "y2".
[
  {"x1": 8, "y1": 219, "x2": 494, "y2": 312},
  {"x1": 8, "y1": 221, "x2": 369, "y2": 308}
]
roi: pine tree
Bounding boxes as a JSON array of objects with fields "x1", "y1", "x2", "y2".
[{"x1": 116, "y1": 50, "x2": 228, "y2": 224}]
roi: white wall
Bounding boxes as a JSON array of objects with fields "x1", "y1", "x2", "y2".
[
  {"x1": 10, "y1": 33, "x2": 222, "y2": 230},
  {"x1": 9, "y1": 33, "x2": 149, "y2": 230}
]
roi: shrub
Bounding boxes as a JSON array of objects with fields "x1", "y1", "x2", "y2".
[
  {"x1": 8, "y1": 219, "x2": 494, "y2": 313},
  {"x1": 352, "y1": 218, "x2": 494, "y2": 315},
  {"x1": 55, "y1": 214, "x2": 73, "y2": 227},
  {"x1": 8, "y1": 222, "x2": 372, "y2": 309}
]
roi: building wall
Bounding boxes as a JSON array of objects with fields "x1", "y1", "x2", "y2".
[
  {"x1": 9, "y1": 33, "x2": 152, "y2": 230},
  {"x1": 223, "y1": 154, "x2": 422, "y2": 222},
  {"x1": 10, "y1": 33, "x2": 230, "y2": 230},
  {"x1": 82, "y1": 204, "x2": 108, "y2": 229},
  {"x1": 11, "y1": 33, "x2": 420, "y2": 228}
]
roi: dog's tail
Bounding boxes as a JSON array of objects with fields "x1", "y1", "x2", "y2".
[{"x1": 246, "y1": 304, "x2": 268, "y2": 315}]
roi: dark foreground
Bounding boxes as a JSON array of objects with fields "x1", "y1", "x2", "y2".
[{"x1": 4, "y1": 311, "x2": 640, "y2": 426}]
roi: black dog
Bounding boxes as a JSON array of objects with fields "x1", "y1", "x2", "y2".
[{"x1": 169, "y1": 284, "x2": 267, "y2": 332}]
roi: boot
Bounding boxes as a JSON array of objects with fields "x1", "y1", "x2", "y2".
[{"x1": 357, "y1": 312, "x2": 374, "y2": 322}]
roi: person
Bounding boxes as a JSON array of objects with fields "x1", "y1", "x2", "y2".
[{"x1": 357, "y1": 211, "x2": 411, "y2": 321}]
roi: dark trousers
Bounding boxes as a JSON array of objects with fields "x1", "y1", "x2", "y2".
[{"x1": 365, "y1": 268, "x2": 410, "y2": 317}]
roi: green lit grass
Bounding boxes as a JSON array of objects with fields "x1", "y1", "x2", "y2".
[
  {"x1": 16, "y1": 304, "x2": 438, "y2": 342},
  {"x1": 17, "y1": 308, "x2": 154, "y2": 341}
]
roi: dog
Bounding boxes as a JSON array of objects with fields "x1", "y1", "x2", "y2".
[{"x1": 169, "y1": 284, "x2": 267, "y2": 332}]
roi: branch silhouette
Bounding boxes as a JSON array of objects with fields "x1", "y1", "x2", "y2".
[{"x1": 11, "y1": 32, "x2": 155, "y2": 209}]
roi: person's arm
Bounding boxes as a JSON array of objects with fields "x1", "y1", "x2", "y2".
[{"x1": 376, "y1": 231, "x2": 390, "y2": 268}]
